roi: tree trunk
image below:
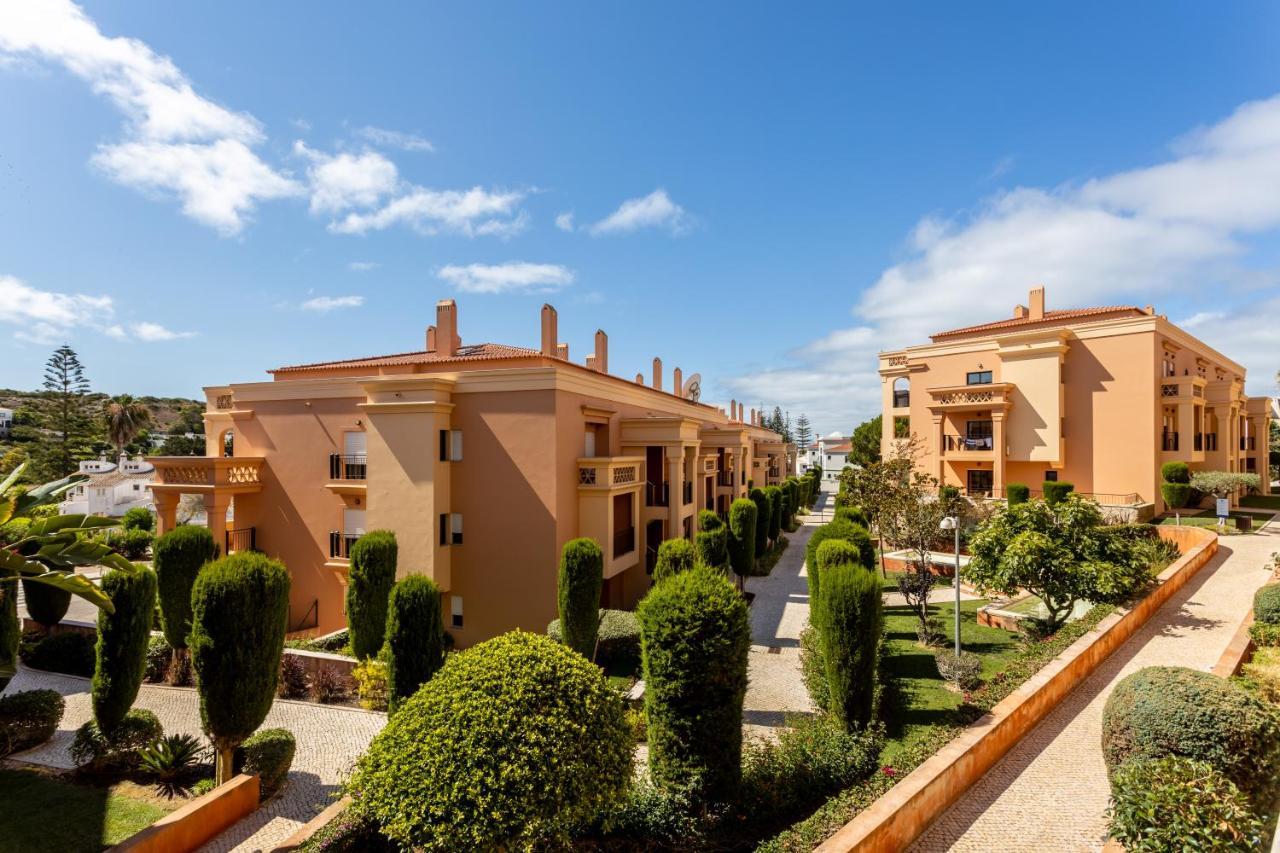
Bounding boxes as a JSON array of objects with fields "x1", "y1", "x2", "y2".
[{"x1": 216, "y1": 744, "x2": 235, "y2": 785}]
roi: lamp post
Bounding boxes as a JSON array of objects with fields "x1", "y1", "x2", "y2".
[{"x1": 940, "y1": 515, "x2": 961, "y2": 656}]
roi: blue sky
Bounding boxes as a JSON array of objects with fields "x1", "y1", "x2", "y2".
[{"x1": 2, "y1": 2, "x2": 1279, "y2": 436}]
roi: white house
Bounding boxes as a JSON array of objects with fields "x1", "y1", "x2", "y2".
[
  {"x1": 799, "y1": 435, "x2": 853, "y2": 482},
  {"x1": 59, "y1": 454, "x2": 156, "y2": 518},
  {"x1": 0, "y1": 407, "x2": 12, "y2": 439}
]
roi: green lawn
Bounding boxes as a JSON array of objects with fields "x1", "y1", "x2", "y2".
[
  {"x1": 1154, "y1": 511, "x2": 1261, "y2": 535},
  {"x1": 1241, "y1": 495, "x2": 1280, "y2": 510},
  {"x1": 0, "y1": 768, "x2": 171, "y2": 852}
]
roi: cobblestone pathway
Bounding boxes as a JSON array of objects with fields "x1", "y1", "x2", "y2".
[
  {"x1": 2, "y1": 666, "x2": 384, "y2": 852},
  {"x1": 912, "y1": 517, "x2": 1280, "y2": 852}
]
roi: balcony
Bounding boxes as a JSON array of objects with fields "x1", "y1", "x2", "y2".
[
  {"x1": 1242, "y1": 436, "x2": 1257, "y2": 451},
  {"x1": 613, "y1": 527, "x2": 635, "y2": 559},
  {"x1": 682, "y1": 481, "x2": 693, "y2": 506},
  {"x1": 926, "y1": 383, "x2": 1013, "y2": 412},
  {"x1": 1204, "y1": 433, "x2": 1218, "y2": 451},
  {"x1": 328, "y1": 531, "x2": 359, "y2": 560},
  {"x1": 328, "y1": 453, "x2": 367, "y2": 480},
  {"x1": 1162, "y1": 431, "x2": 1179, "y2": 452},
  {"x1": 224, "y1": 527, "x2": 256, "y2": 555},
  {"x1": 148, "y1": 456, "x2": 264, "y2": 495},
  {"x1": 646, "y1": 481, "x2": 670, "y2": 508},
  {"x1": 716, "y1": 471, "x2": 735, "y2": 488}
]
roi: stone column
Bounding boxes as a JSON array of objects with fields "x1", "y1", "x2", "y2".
[
  {"x1": 667, "y1": 452, "x2": 683, "y2": 539},
  {"x1": 152, "y1": 491, "x2": 178, "y2": 536},
  {"x1": 932, "y1": 415, "x2": 945, "y2": 484},
  {"x1": 992, "y1": 413, "x2": 1007, "y2": 497},
  {"x1": 205, "y1": 493, "x2": 231, "y2": 556}
]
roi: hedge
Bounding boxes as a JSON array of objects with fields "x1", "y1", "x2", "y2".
[
  {"x1": 695, "y1": 526, "x2": 728, "y2": 570},
  {"x1": 811, "y1": 539, "x2": 865, "y2": 600},
  {"x1": 71, "y1": 708, "x2": 162, "y2": 770},
  {"x1": 638, "y1": 566, "x2": 749, "y2": 801},
  {"x1": 814, "y1": 563, "x2": 881, "y2": 731},
  {"x1": 548, "y1": 609, "x2": 641, "y2": 670},
  {"x1": 749, "y1": 489, "x2": 770, "y2": 555},
  {"x1": 1160, "y1": 461, "x2": 1191, "y2": 484},
  {"x1": 20, "y1": 631, "x2": 94, "y2": 677},
  {"x1": 1253, "y1": 584, "x2": 1280, "y2": 625},
  {"x1": 20, "y1": 579, "x2": 70, "y2": 629},
  {"x1": 1101, "y1": 666, "x2": 1280, "y2": 806},
  {"x1": 698, "y1": 509, "x2": 722, "y2": 531},
  {"x1": 1006, "y1": 483, "x2": 1030, "y2": 505},
  {"x1": 347, "y1": 530, "x2": 398, "y2": 660},
  {"x1": 92, "y1": 566, "x2": 157, "y2": 736},
  {"x1": 0, "y1": 689, "x2": 64, "y2": 756},
  {"x1": 349, "y1": 631, "x2": 632, "y2": 850},
  {"x1": 558, "y1": 538, "x2": 604, "y2": 659},
  {"x1": 190, "y1": 552, "x2": 290, "y2": 783},
  {"x1": 1107, "y1": 756, "x2": 1264, "y2": 852},
  {"x1": 727, "y1": 499, "x2": 758, "y2": 580},
  {"x1": 833, "y1": 505, "x2": 868, "y2": 528},
  {"x1": 153, "y1": 525, "x2": 217, "y2": 650},
  {"x1": 122, "y1": 506, "x2": 153, "y2": 531},
  {"x1": 804, "y1": 519, "x2": 875, "y2": 597},
  {"x1": 386, "y1": 574, "x2": 445, "y2": 714},
  {"x1": 240, "y1": 727, "x2": 296, "y2": 799},
  {"x1": 764, "y1": 486, "x2": 783, "y2": 543},
  {"x1": 654, "y1": 538, "x2": 698, "y2": 583},
  {"x1": 1042, "y1": 481, "x2": 1075, "y2": 505}
]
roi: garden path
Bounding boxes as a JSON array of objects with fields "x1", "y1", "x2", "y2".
[
  {"x1": 910, "y1": 516, "x2": 1280, "y2": 852},
  {"x1": 1, "y1": 666, "x2": 384, "y2": 852}
]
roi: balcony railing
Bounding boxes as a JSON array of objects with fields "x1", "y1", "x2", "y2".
[
  {"x1": 943, "y1": 434, "x2": 994, "y2": 452},
  {"x1": 1162, "y1": 431, "x2": 1179, "y2": 452},
  {"x1": 1204, "y1": 433, "x2": 1218, "y2": 451},
  {"x1": 645, "y1": 481, "x2": 670, "y2": 508},
  {"x1": 1194, "y1": 433, "x2": 1203, "y2": 452},
  {"x1": 1241, "y1": 436, "x2": 1257, "y2": 451},
  {"x1": 329, "y1": 531, "x2": 360, "y2": 560},
  {"x1": 682, "y1": 481, "x2": 693, "y2": 505},
  {"x1": 716, "y1": 471, "x2": 735, "y2": 487},
  {"x1": 893, "y1": 391, "x2": 909, "y2": 408},
  {"x1": 961, "y1": 487, "x2": 1142, "y2": 506},
  {"x1": 225, "y1": 527, "x2": 256, "y2": 555},
  {"x1": 329, "y1": 453, "x2": 367, "y2": 481},
  {"x1": 613, "y1": 527, "x2": 635, "y2": 559}
]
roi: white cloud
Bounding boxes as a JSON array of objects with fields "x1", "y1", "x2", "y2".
[
  {"x1": 130, "y1": 321, "x2": 194, "y2": 341},
  {"x1": 437, "y1": 262, "x2": 574, "y2": 295},
  {"x1": 301, "y1": 295, "x2": 365, "y2": 312},
  {"x1": 587, "y1": 189, "x2": 693, "y2": 236},
  {"x1": 0, "y1": 0, "x2": 302, "y2": 234},
  {"x1": 347, "y1": 261, "x2": 379, "y2": 272},
  {"x1": 294, "y1": 141, "x2": 398, "y2": 214},
  {"x1": 330, "y1": 187, "x2": 529, "y2": 238},
  {"x1": 555, "y1": 211, "x2": 575, "y2": 232},
  {"x1": 355, "y1": 126, "x2": 434, "y2": 153},
  {"x1": 724, "y1": 93, "x2": 1280, "y2": 434},
  {"x1": 0, "y1": 274, "x2": 191, "y2": 344}
]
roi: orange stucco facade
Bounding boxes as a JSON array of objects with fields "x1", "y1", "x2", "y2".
[
  {"x1": 879, "y1": 287, "x2": 1273, "y2": 515},
  {"x1": 149, "y1": 301, "x2": 789, "y2": 642}
]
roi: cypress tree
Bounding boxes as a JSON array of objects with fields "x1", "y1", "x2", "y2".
[
  {"x1": 695, "y1": 526, "x2": 728, "y2": 570},
  {"x1": 812, "y1": 538, "x2": 864, "y2": 600},
  {"x1": 813, "y1": 562, "x2": 882, "y2": 731},
  {"x1": 346, "y1": 530, "x2": 398, "y2": 660},
  {"x1": 153, "y1": 525, "x2": 217, "y2": 651},
  {"x1": 386, "y1": 574, "x2": 445, "y2": 714},
  {"x1": 653, "y1": 538, "x2": 698, "y2": 583},
  {"x1": 92, "y1": 566, "x2": 157, "y2": 736},
  {"x1": 557, "y1": 538, "x2": 603, "y2": 659},
  {"x1": 727, "y1": 499, "x2": 758, "y2": 584},
  {"x1": 765, "y1": 485, "x2": 783, "y2": 543},
  {"x1": 749, "y1": 488, "x2": 769, "y2": 555}
]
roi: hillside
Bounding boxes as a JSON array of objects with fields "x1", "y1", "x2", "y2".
[{"x1": 0, "y1": 389, "x2": 205, "y2": 435}]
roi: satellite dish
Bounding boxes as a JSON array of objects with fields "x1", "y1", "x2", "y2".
[{"x1": 682, "y1": 373, "x2": 702, "y2": 402}]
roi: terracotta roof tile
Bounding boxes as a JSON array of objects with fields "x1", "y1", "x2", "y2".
[
  {"x1": 930, "y1": 306, "x2": 1146, "y2": 342},
  {"x1": 270, "y1": 342, "x2": 543, "y2": 374}
]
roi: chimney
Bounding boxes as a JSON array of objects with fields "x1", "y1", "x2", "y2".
[
  {"x1": 750, "y1": 407, "x2": 756, "y2": 425},
  {"x1": 436, "y1": 299, "x2": 459, "y2": 358},
  {"x1": 652, "y1": 357, "x2": 663, "y2": 391},
  {"x1": 594, "y1": 330, "x2": 608, "y2": 373},
  {"x1": 586, "y1": 354, "x2": 597, "y2": 370},
  {"x1": 673, "y1": 367, "x2": 683, "y2": 396},
  {"x1": 556, "y1": 343, "x2": 569, "y2": 360},
  {"x1": 1028, "y1": 286, "x2": 1045, "y2": 320},
  {"x1": 1012, "y1": 305, "x2": 1027, "y2": 319},
  {"x1": 635, "y1": 373, "x2": 645, "y2": 385},
  {"x1": 426, "y1": 325, "x2": 437, "y2": 352},
  {"x1": 739, "y1": 403, "x2": 745, "y2": 422},
  {"x1": 540, "y1": 304, "x2": 558, "y2": 357},
  {"x1": 730, "y1": 399, "x2": 737, "y2": 420}
]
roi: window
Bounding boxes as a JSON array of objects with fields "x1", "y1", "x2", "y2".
[
  {"x1": 966, "y1": 371, "x2": 993, "y2": 385},
  {"x1": 451, "y1": 513, "x2": 463, "y2": 545},
  {"x1": 892, "y1": 377, "x2": 910, "y2": 408},
  {"x1": 451, "y1": 595, "x2": 463, "y2": 629},
  {"x1": 1044, "y1": 470, "x2": 1058, "y2": 482},
  {"x1": 439, "y1": 429, "x2": 463, "y2": 461},
  {"x1": 967, "y1": 470, "x2": 993, "y2": 495},
  {"x1": 584, "y1": 429, "x2": 596, "y2": 458}
]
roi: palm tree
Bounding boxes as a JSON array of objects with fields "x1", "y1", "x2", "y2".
[{"x1": 104, "y1": 395, "x2": 153, "y2": 455}]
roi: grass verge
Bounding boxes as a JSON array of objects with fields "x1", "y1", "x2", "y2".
[{"x1": 0, "y1": 767, "x2": 173, "y2": 852}]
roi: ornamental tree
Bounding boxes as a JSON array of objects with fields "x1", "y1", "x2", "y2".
[
  {"x1": 386, "y1": 574, "x2": 445, "y2": 714},
  {"x1": 1190, "y1": 471, "x2": 1261, "y2": 498},
  {"x1": 557, "y1": 538, "x2": 603, "y2": 659},
  {"x1": 749, "y1": 488, "x2": 770, "y2": 555},
  {"x1": 153, "y1": 525, "x2": 217, "y2": 655},
  {"x1": 91, "y1": 567, "x2": 156, "y2": 736},
  {"x1": 727, "y1": 498, "x2": 758, "y2": 585},
  {"x1": 346, "y1": 530, "x2": 398, "y2": 660},
  {"x1": 653, "y1": 538, "x2": 698, "y2": 583},
  {"x1": 812, "y1": 561, "x2": 882, "y2": 731}
]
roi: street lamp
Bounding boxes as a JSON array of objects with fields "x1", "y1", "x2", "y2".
[{"x1": 939, "y1": 515, "x2": 961, "y2": 656}]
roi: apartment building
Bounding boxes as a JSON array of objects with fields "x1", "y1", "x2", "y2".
[
  {"x1": 878, "y1": 287, "x2": 1272, "y2": 516},
  {"x1": 148, "y1": 300, "x2": 789, "y2": 641}
]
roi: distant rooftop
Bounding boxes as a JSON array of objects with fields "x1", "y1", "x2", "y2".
[
  {"x1": 271, "y1": 342, "x2": 541, "y2": 375},
  {"x1": 929, "y1": 286, "x2": 1150, "y2": 343}
]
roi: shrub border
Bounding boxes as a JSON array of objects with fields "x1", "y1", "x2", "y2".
[
  {"x1": 814, "y1": 524, "x2": 1218, "y2": 852},
  {"x1": 115, "y1": 772, "x2": 260, "y2": 853}
]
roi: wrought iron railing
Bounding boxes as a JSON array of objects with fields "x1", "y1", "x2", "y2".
[
  {"x1": 328, "y1": 531, "x2": 360, "y2": 559},
  {"x1": 682, "y1": 481, "x2": 693, "y2": 505},
  {"x1": 646, "y1": 481, "x2": 669, "y2": 508},
  {"x1": 225, "y1": 527, "x2": 256, "y2": 554},
  {"x1": 328, "y1": 453, "x2": 367, "y2": 480},
  {"x1": 943, "y1": 434, "x2": 993, "y2": 452},
  {"x1": 1162, "y1": 431, "x2": 1179, "y2": 452}
]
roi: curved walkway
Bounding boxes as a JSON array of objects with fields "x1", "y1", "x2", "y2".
[
  {"x1": 912, "y1": 518, "x2": 1280, "y2": 852},
  {"x1": 2, "y1": 666, "x2": 384, "y2": 852}
]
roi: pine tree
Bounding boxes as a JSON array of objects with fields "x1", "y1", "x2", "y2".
[
  {"x1": 795, "y1": 414, "x2": 813, "y2": 449},
  {"x1": 37, "y1": 345, "x2": 92, "y2": 479}
]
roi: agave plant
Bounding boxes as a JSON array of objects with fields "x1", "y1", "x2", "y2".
[{"x1": 138, "y1": 733, "x2": 208, "y2": 797}]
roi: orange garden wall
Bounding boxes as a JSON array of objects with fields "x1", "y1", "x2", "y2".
[{"x1": 116, "y1": 773, "x2": 259, "y2": 853}]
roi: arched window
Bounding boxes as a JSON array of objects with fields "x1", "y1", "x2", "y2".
[{"x1": 892, "y1": 377, "x2": 910, "y2": 409}]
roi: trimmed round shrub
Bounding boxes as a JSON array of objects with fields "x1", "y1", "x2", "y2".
[
  {"x1": 107, "y1": 528, "x2": 153, "y2": 560},
  {"x1": 812, "y1": 563, "x2": 881, "y2": 731},
  {"x1": 764, "y1": 486, "x2": 783, "y2": 543},
  {"x1": 0, "y1": 689, "x2": 65, "y2": 756},
  {"x1": 1101, "y1": 666, "x2": 1280, "y2": 806},
  {"x1": 653, "y1": 538, "x2": 698, "y2": 583},
  {"x1": 1107, "y1": 756, "x2": 1264, "y2": 852},
  {"x1": 812, "y1": 539, "x2": 864, "y2": 600},
  {"x1": 727, "y1": 498, "x2": 758, "y2": 580},
  {"x1": 21, "y1": 630, "x2": 95, "y2": 676},
  {"x1": 20, "y1": 579, "x2": 70, "y2": 629},
  {"x1": 557, "y1": 538, "x2": 603, "y2": 659},
  {"x1": 548, "y1": 609, "x2": 640, "y2": 669},
  {"x1": 346, "y1": 530, "x2": 398, "y2": 660},
  {"x1": 1253, "y1": 584, "x2": 1280, "y2": 625},
  {"x1": 697, "y1": 509, "x2": 722, "y2": 531},
  {"x1": 638, "y1": 566, "x2": 750, "y2": 800},
  {"x1": 190, "y1": 552, "x2": 290, "y2": 782},
  {"x1": 1042, "y1": 481, "x2": 1075, "y2": 505},
  {"x1": 92, "y1": 566, "x2": 158, "y2": 736},
  {"x1": 239, "y1": 727, "x2": 296, "y2": 798},
  {"x1": 122, "y1": 506, "x2": 154, "y2": 531},
  {"x1": 1160, "y1": 461, "x2": 1191, "y2": 485},
  {"x1": 1006, "y1": 483, "x2": 1030, "y2": 505},
  {"x1": 749, "y1": 489, "x2": 770, "y2": 555},
  {"x1": 695, "y1": 526, "x2": 728, "y2": 570},
  {"x1": 833, "y1": 505, "x2": 868, "y2": 528},
  {"x1": 935, "y1": 650, "x2": 982, "y2": 690},
  {"x1": 152, "y1": 525, "x2": 217, "y2": 650},
  {"x1": 1160, "y1": 482, "x2": 1192, "y2": 511},
  {"x1": 349, "y1": 631, "x2": 632, "y2": 850},
  {"x1": 386, "y1": 574, "x2": 444, "y2": 714},
  {"x1": 70, "y1": 708, "x2": 162, "y2": 769}
]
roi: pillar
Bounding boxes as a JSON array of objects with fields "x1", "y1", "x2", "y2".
[
  {"x1": 932, "y1": 415, "x2": 945, "y2": 484},
  {"x1": 152, "y1": 491, "x2": 178, "y2": 536},
  {"x1": 667, "y1": 452, "x2": 683, "y2": 539},
  {"x1": 992, "y1": 413, "x2": 1006, "y2": 497},
  {"x1": 205, "y1": 493, "x2": 231, "y2": 556}
]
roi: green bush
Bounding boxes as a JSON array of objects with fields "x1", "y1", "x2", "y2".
[
  {"x1": 654, "y1": 538, "x2": 698, "y2": 583},
  {"x1": 153, "y1": 525, "x2": 217, "y2": 651},
  {"x1": 1107, "y1": 756, "x2": 1264, "y2": 852},
  {"x1": 20, "y1": 579, "x2": 70, "y2": 629},
  {"x1": 698, "y1": 509, "x2": 723, "y2": 531},
  {"x1": 1042, "y1": 481, "x2": 1074, "y2": 505},
  {"x1": 764, "y1": 486, "x2": 783, "y2": 543},
  {"x1": 811, "y1": 539, "x2": 863, "y2": 600},
  {"x1": 548, "y1": 609, "x2": 640, "y2": 669},
  {"x1": 106, "y1": 528, "x2": 153, "y2": 560},
  {"x1": 190, "y1": 552, "x2": 290, "y2": 782},
  {"x1": 695, "y1": 526, "x2": 728, "y2": 570},
  {"x1": 349, "y1": 631, "x2": 632, "y2": 850},
  {"x1": 1249, "y1": 622, "x2": 1280, "y2": 647},
  {"x1": 1160, "y1": 461, "x2": 1191, "y2": 485},
  {"x1": 727, "y1": 499, "x2": 758, "y2": 580},
  {"x1": 70, "y1": 708, "x2": 163, "y2": 769},
  {"x1": 0, "y1": 689, "x2": 65, "y2": 756},
  {"x1": 935, "y1": 651, "x2": 982, "y2": 690},
  {"x1": 386, "y1": 574, "x2": 444, "y2": 714},
  {"x1": 799, "y1": 625, "x2": 829, "y2": 712},
  {"x1": 239, "y1": 727, "x2": 296, "y2": 798},
  {"x1": 1160, "y1": 482, "x2": 1193, "y2": 511},
  {"x1": 1101, "y1": 666, "x2": 1280, "y2": 806},
  {"x1": 346, "y1": 530, "x2": 398, "y2": 660},
  {"x1": 638, "y1": 566, "x2": 750, "y2": 801},
  {"x1": 20, "y1": 630, "x2": 95, "y2": 676},
  {"x1": 749, "y1": 489, "x2": 770, "y2": 555},
  {"x1": 298, "y1": 807, "x2": 396, "y2": 852},
  {"x1": 812, "y1": 563, "x2": 881, "y2": 731},
  {"x1": 92, "y1": 566, "x2": 157, "y2": 736},
  {"x1": 781, "y1": 480, "x2": 798, "y2": 528},
  {"x1": 833, "y1": 505, "x2": 868, "y2": 528},
  {"x1": 1006, "y1": 483, "x2": 1030, "y2": 505},
  {"x1": 557, "y1": 538, "x2": 603, "y2": 659},
  {"x1": 122, "y1": 506, "x2": 153, "y2": 531},
  {"x1": 804, "y1": 520, "x2": 875, "y2": 597},
  {"x1": 0, "y1": 581, "x2": 17, "y2": 687},
  {"x1": 354, "y1": 655, "x2": 389, "y2": 711},
  {"x1": 1253, "y1": 584, "x2": 1280, "y2": 625}
]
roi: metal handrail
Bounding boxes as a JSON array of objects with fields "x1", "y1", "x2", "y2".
[{"x1": 328, "y1": 453, "x2": 367, "y2": 481}]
